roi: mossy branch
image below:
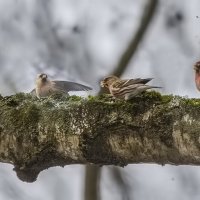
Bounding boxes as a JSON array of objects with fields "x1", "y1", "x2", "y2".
[{"x1": 0, "y1": 92, "x2": 200, "y2": 182}]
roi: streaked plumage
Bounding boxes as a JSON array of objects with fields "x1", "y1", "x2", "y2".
[
  {"x1": 194, "y1": 61, "x2": 200, "y2": 91},
  {"x1": 100, "y1": 75, "x2": 161, "y2": 100},
  {"x1": 31, "y1": 73, "x2": 92, "y2": 98}
]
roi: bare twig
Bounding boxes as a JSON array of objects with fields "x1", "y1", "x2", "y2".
[{"x1": 112, "y1": 0, "x2": 158, "y2": 77}]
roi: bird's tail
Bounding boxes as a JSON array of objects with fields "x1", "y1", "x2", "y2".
[
  {"x1": 149, "y1": 86, "x2": 162, "y2": 89},
  {"x1": 124, "y1": 85, "x2": 161, "y2": 100}
]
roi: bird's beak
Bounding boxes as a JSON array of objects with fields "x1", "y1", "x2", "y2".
[
  {"x1": 195, "y1": 67, "x2": 199, "y2": 74},
  {"x1": 100, "y1": 81, "x2": 105, "y2": 87},
  {"x1": 40, "y1": 74, "x2": 47, "y2": 81},
  {"x1": 194, "y1": 62, "x2": 200, "y2": 73}
]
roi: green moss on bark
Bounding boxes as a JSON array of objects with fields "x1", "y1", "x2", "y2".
[{"x1": 0, "y1": 91, "x2": 200, "y2": 182}]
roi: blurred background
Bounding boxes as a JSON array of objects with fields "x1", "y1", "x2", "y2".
[{"x1": 0, "y1": 0, "x2": 200, "y2": 199}]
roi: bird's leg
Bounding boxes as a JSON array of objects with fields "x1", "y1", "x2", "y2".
[{"x1": 107, "y1": 94, "x2": 117, "y2": 101}]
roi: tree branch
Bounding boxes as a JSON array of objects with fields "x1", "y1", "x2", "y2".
[{"x1": 0, "y1": 92, "x2": 200, "y2": 182}]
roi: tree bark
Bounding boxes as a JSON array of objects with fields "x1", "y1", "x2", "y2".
[{"x1": 0, "y1": 92, "x2": 200, "y2": 182}]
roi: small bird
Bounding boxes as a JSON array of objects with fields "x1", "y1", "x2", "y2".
[
  {"x1": 100, "y1": 75, "x2": 161, "y2": 100},
  {"x1": 194, "y1": 61, "x2": 200, "y2": 91},
  {"x1": 31, "y1": 73, "x2": 92, "y2": 98}
]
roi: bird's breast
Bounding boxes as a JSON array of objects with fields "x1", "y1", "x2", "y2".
[{"x1": 36, "y1": 84, "x2": 52, "y2": 97}]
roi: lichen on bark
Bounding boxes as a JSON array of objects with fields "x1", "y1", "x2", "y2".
[{"x1": 0, "y1": 92, "x2": 200, "y2": 182}]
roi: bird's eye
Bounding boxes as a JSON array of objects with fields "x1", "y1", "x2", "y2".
[{"x1": 41, "y1": 74, "x2": 47, "y2": 79}]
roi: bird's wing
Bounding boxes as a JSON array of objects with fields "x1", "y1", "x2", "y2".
[
  {"x1": 121, "y1": 78, "x2": 153, "y2": 86},
  {"x1": 30, "y1": 89, "x2": 36, "y2": 95},
  {"x1": 113, "y1": 78, "x2": 153, "y2": 88},
  {"x1": 53, "y1": 81, "x2": 92, "y2": 92}
]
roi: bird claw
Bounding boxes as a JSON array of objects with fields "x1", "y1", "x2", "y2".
[{"x1": 106, "y1": 94, "x2": 116, "y2": 100}]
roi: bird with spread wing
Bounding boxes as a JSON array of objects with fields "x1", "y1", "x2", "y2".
[{"x1": 31, "y1": 73, "x2": 92, "y2": 98}]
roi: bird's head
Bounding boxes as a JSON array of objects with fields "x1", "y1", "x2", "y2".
[
  {"x1": 36, "y1": 73, "x2": 48, "y2": 84},
  {"x1": 194, "y1": 61, "x2": 200, "y2": 74},
  {"x1": 194, "y1": 61, "x2": 200, "y2": 91},
  {"x1": 100, "y1": 75, "x2": 119, "y2": 88}
]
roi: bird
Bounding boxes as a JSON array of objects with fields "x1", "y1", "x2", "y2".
[
  {"x1": 194, "y1": 61, "x2": 200, "y2": 91},
  {"x1": 31, "y1": 73, "x2": 92, "y2": 98},
  {"x1": 100, "y1": 75, "x2": 161, "y2": 100}
]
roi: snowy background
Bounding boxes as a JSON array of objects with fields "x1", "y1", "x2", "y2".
[{"x1": 0, "y1": 0, "x2": 200, "y2": 199}]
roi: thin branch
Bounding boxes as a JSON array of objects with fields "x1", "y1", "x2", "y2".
[
  {"x1": 112, "y1": 0, "x2": 158, "y2": 76},
  {"x1": 84, "y1": 165, "x2": 101, "y2": 200}
]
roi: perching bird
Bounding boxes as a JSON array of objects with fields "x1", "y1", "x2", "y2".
[
  {"x1": 194, "y1": 61, "x2": 200, "y2": 91},
  {"x1": 31, "y1": 73, "x2": 92, "y2": 98},
  {"x1": 100, "y1": 75, "x2": 161, "y2": 100}
]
